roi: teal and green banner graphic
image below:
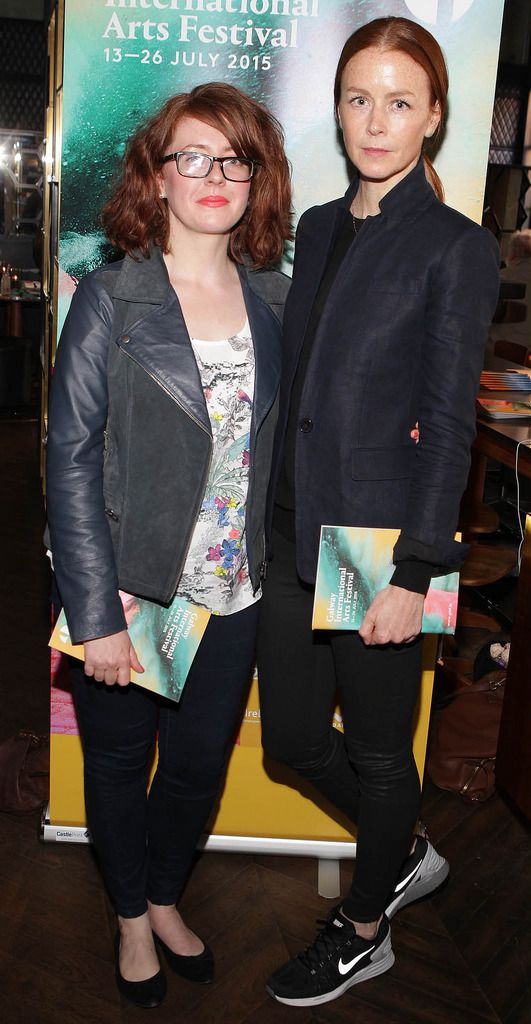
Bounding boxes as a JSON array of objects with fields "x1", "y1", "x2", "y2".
[{"x1": 60, "y1": 0, "x2": 504, "y2": 293}]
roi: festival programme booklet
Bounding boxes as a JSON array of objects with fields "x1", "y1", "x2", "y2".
[
  {"x1": 50, "y1": 592, "x2": 211, "y2": 702},
  {"x1": 312, "y1": 526, "x2": 459, "y2": 635},
  {"x1": 476, "y1": 398, "x2": 531, "y2": 420}
]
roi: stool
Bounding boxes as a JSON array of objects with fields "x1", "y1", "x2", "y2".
[
  {"x1": 459, "y1": 499, "x2": 500, "y2": 538},
  {"x1": 458, "y1": 543, "x2": 517, "y2": 631},
  {"x1": 460, "y1": 544, "x2": 516, "y2": 587},
  {"x1": 458, "y1": 445, "x2": 504, "y2": 544}
]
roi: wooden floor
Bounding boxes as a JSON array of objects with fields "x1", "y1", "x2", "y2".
[{"x1": 1, "y1": 420, "x2": 531, "y2": 1024}]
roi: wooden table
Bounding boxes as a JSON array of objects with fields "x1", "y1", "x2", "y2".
[
  {"x1": 474, "y1": 417, "x2": 531, "y2": 480},
  {"x1": 469, "y1": 357, "x2": 531, "y2": 498}
]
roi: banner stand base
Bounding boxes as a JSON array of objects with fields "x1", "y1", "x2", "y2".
[
  {"x1": 317, "y1": 858, "x2": 341, "y2": 898},
  {"x1": 42, "y1": 805, "x2": 354, "y2": 897},
  {"x1": 41, "y1": 806, "x2": 91, "y2": 843},
  {"x1": 198, "y1": 834, "x2": 356, "y2": 860}
]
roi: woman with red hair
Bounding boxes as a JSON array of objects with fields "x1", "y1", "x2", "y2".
[
  {"x1": 258, "y1": 17, "x2": 500, "y2": 1007},
  {"x1": 46, "y1": 82, "x2": 291, "y2": 1008}
]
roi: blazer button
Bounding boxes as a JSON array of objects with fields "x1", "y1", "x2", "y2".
[
  {"x1": 121, "y1": 333, "x2": 130, "y2": 343},
  {"x1": 299, "y1": 417, "x2": 314, "y2": 433}
]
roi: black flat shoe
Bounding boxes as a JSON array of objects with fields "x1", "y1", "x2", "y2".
[
  {"x1": 114, "y1": 932, "x2": 167, "y2": 1008},
  {"x1": 154, "y1": 933, "x2": 214, "y2": 984}
]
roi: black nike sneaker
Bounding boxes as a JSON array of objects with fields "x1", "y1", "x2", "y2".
[
  {"x1": 385, "y1": 836, "x2": 449, "y2": 919},
  {"x1": 266, "y1": 910, "x2": 394, "y2": 1007}
]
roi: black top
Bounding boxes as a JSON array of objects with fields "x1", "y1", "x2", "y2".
[{"x1": 274, "y1": 209, "x2": 434, "y2": 595}]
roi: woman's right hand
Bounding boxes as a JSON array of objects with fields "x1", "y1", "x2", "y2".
[{"x1": 84, "y1": 631, "x2": 144, "y2": 687}]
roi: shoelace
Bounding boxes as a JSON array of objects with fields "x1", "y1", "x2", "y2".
[{"x1": 298, "y1": 917, "x2": 355, "y2": 973}]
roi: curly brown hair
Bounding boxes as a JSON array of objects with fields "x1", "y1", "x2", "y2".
[{"x1": 101, "y1": 82, "x2": 292, "y2": 267}]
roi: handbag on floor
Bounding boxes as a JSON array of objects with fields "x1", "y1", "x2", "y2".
[
  {"x1": 427, "y1": 659, "x2": 505, "y2": 802},
  {"x1": 0, "y1": 730, "x2": 49, "y2": 813}
]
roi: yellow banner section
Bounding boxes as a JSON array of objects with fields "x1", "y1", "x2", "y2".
[{"x1": 50, "y1": 637, "x2": 437, "y2": 841}]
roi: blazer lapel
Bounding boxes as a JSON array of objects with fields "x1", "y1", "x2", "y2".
[
  {"x1": 283, "y1": 201, "x2": 346, "y2": 382},
  {"x1": 239, "y1": 267, "x2": 282, "y2": 431},
  {"x1": 110, "y1": 251, "x2": 281, "y2": 437},
  {"x1": 112, "y1": 251, "x2": 211, "y2": 434}
]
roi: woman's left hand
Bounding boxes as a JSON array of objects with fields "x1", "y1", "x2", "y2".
[{"x1": 359, "y1": 585, "x2": 424, "y2": 646}]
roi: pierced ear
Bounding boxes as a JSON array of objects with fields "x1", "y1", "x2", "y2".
[{"x1": 156, "y1": 171, "x2": 166, "y2": 200}]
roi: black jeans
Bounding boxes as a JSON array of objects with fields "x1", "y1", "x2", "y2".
[
  {"x1": 70, "y1": 601, "x2": 259, "y2": 918},
  {"x1": 257, "y1": 529, "x2": 422, "y2": 923}
]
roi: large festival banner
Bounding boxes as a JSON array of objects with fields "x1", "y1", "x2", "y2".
[{"x1": 47, "y1": 0, "x2": 505, "y2": 852}]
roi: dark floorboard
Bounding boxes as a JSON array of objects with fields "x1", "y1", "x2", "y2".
[{"x1": 1, "y1": 421, "x2": 531, "y2": 1024}]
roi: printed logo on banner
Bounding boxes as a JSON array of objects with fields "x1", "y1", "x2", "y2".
[
  {"x1": 101, "y1": 0, "x2": 321, "y2": 69},
  {"x1": 55, "y1": 827, "x2": 92, "y2": 843},
  {"x1": 333, "y1": 711, "x2": 344, "y2": 735},
  {"x1": 237, "y1": 678, "x2": 262, "y2": 747},
  {"x1": 403, "y1": 0, "x2": 475, "y2": 23}
]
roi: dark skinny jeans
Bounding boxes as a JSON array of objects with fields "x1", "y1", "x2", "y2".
[
  {"x1": 70, "y1": 602, "x2": 259, "y2": 918},
  {"x1": 257, "y1": 529, "x2": 422, "y2": 923}
]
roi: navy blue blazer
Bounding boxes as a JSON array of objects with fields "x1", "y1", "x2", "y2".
[{"x1": 272, "y1": 160, "x2": 500, "y2": 584}]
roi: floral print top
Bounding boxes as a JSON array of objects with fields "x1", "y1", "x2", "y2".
[{"x1": 174, "y1": 319, "x2": 259, "y2": 615}]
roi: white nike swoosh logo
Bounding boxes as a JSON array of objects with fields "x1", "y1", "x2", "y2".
[
  {"x1": 394, "y1": 862, "x2": 421, "y2": 894},
  {"x1": 338, "y1": 945, "x2": 375, "y2": 976}
]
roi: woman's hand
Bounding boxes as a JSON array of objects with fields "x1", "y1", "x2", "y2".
[
  {"x1": 359, "y1": 585, "x2": 424, "y2": 646},
  {"x1": 84, "y1": 631, "x2": 144, "y2": 687}
]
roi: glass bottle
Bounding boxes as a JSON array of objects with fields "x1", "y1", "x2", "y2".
[{"x1": 0, "y1": 262, "x2": 11, "y2": 297}]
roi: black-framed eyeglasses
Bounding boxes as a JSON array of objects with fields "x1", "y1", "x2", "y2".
[{"x1": 161, "y1": 150, "x2": 257, "y2": 182}]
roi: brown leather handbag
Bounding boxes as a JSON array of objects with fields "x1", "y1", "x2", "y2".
[
  {"x1": 427, "y1": 660, "x2": 505, "y2": 802},
  {"x1": 0, "y1": 731, "x2": 49, "y2": 813}
]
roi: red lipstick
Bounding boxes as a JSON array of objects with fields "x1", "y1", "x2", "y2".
[{"x1": 198, "y1": 196, "x2": 229, "y2": 207}]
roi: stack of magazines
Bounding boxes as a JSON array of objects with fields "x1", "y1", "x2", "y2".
[
  {"x1": 479, "y1": 370, "x2": 531, "y2": 392},
  {"x1": 477, "y1": 398, "x2": 531, "y2": 420}
]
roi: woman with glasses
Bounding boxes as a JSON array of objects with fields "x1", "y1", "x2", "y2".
[
  {"x1": 46, "y1": 82, "x2": 291, "y2": 1008},
  {"x1": 257, "y1": 17, "x2": 500, "y2": 1008}
]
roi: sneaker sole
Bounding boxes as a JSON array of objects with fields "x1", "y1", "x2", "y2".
[
  {"x1": 386, "y1": 846, "x2": 449, "y2": 919},
  {"x1": 266, "y1": 935, "x2": 395, "y2": 1007}
]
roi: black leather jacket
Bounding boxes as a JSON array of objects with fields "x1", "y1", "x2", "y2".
[{"x1": 46, "y1": 247, "x2": 290, "y2": 643}]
